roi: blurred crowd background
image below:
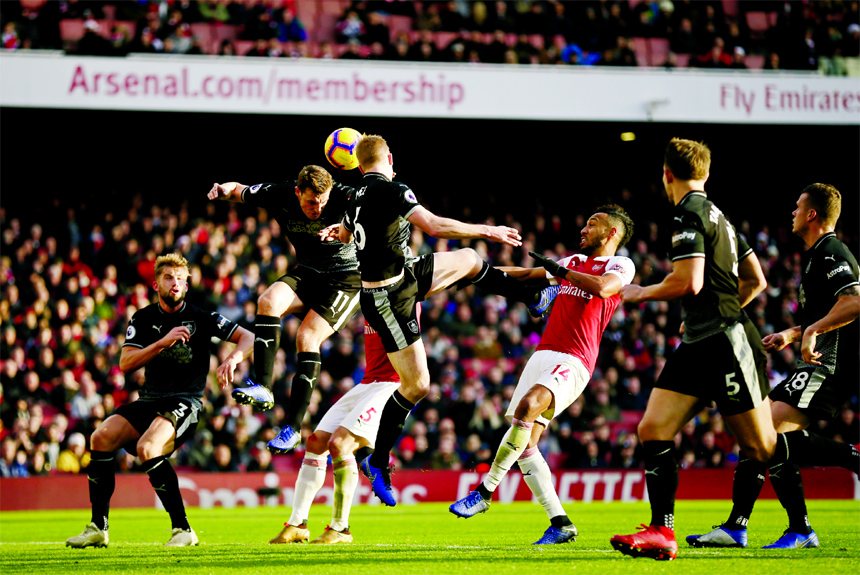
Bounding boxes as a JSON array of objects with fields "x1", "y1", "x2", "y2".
[
  {"x1": 1, "y1": 0, "x2": 859, "y2": 73},
  {"x1": 1, "y1": 175, "x2": 858, "y2": 478}
]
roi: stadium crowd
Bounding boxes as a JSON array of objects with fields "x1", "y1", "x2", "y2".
[
  {"x1": 0, "y1": 0, "x2": 858, "y2": 73},
  {"x1": 1, "y1": 175, "x2": 858, "y2": 479}
]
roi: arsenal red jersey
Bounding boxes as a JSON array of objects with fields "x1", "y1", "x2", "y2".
[
  {"x1": 360, "y1": 304, "x2": 420, "y2": 384},
  {"x1": 536, "y1": 254, "x2": 635, "y2": 375}
]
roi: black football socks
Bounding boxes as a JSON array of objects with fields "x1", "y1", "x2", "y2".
[
  {"x1": 88, "y1": 450, "x2": 115, "y2": 531},
  {"x1": 253, "y1": 314, "x2": 281, "y2": 387},
  {"x1": 285, "y1": 352, "x2": 321, "y2": 431},
  {"x1": 642, "y1": 440, "x2": 678, "y2": 529},
  {"x1": 369, "y1": 390, "x2": 415, "y2": 469},
  {"x1": 471, "y1": 261, "x2": 540, "y2": 304},
  {"x1": 725, "y1": 454, "x2": 766, "y2": 530},
  {"x1": 769, "y1": 459, "x2": 812, "y2": 535},
  {"x1": 143, "y1": 456, "x2": 190, "y2": 531}
]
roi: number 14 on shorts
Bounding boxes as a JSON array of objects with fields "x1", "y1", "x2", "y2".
[{"x1": 551, "y1": 365, "x2": 570, "y2": 381}]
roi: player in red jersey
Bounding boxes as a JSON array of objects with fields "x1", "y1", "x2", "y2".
[
  {"x1": 268, "y1": 308, "x2": 418, "y2": 545},
  {"x1": 449, "y1": 205, "x2": 636, "y2": 545}
]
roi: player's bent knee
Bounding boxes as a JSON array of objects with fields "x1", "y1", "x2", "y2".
[
  {"x1": 137, "y1": 440, "x2": 163, "y2": 463},
  {"x1": 90, "y1": 427, "x2": 118, "y2": 452},
  {"x1": 637, "y1": 419, "x2": 667, "y2": 442},
  {"x1": 305, "y1": 432, "x2": 327, "y2": 455}
]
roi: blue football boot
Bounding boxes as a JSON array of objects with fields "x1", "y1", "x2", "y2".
[
  {"x1": 533, "y1": 525, "x2": 578, "y2": 545},
  {"x1": 267, "y1": 425, "x2": 301, "y2": 454},
  {"x1": 762, "y1": 529, "x2": 819, "y2": 549},
  {"x1": 231, "y1": 378, "x2": 275, "y2": 410},
  {"x1": 527, "y1": 285, "x2": 560, "y2": 318},
  {"x1": 686, "y1": 525, "x2": 748, "y2": 548},
  {"x1": 449, "y1": 490, "x2": 490, "y2": 518},
  {"x1": 360, "y1": 456, "x2": 396, "y2": 507}
]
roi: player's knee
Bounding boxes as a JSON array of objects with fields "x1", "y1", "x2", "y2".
[
  {"x1": 637, "y1": 418, "x2": 664, "y2": 442},
  {"x1": 90, "y1": 426, "x2": 116, "y2": 452},
  {"x1": 463, "y1": 248, "x2": 483, "y2": 274},
  {"x1": 514, "y1": 394, "x2": 542, "y2": 421},
  {"x1": 328, "y1": 435, "x2": 347, "y2": 458},
  {"x1": 741, "y1": 439, "x2": 776, "y2": 464},
  {"x1": 137, "y1": 440, "x2": 161, "y2": 463},
  {"x1": 305, "y1": 432, "x2": 327, "y2": 454},
  {"x1": 257, "y1": 290, "x2": 282, "y2": 316}
]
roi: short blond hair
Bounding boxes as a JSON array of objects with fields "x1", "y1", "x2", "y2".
[
  {"x1": 802, "y1": 183, "x2": 842, "y2": 228},
  {"x1": 356, "y1": 134, "x2": 389, "y2": 169},
  {"x1": 664, "y1": 138, "x2": 711, "y2": 181},
  {"x1": 154, "y1": 253, "x2": 189, "y2": 278}
]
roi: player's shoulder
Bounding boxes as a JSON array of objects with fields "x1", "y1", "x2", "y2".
[
  {"x1": 130, "y1": 302, "x2": 159, "y2": 321},
  {"x1": 818, "y1": 234, "x2": 858, "y2": 264}
]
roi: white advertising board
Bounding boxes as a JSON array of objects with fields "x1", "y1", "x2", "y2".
[{"x1": 1, "y1": 52, "x2": 858, "y2": 124}]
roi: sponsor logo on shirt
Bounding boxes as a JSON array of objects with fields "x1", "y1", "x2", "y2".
[
  {"x1": 672, "y1": 231, "x2": 697, "y2": 244},
  {"x1": 827, "y1": 264, "x2": 849, "y2": 279},
  {"x1": 560, "y1": 284, "x2": 593, "y2": 300}
]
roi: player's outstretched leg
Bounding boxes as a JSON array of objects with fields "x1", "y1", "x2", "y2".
[
  {"x1": 310, "y1": 526, "x2": 353, "y2": 544},
  {"x1": 65, "y1": 523, "x2": 109, "y2": 548},
  {"x1": 527, "y1": 285, "x2": 560, "y2": 318},
  {"x1": 360, "y1": 455, "x2": 396, "y2": 507},
  {"x1": 165, "y1": 527, "x2": 199, "y2": 547},
  {"x1": 686, "y1": 525, "x2": 748, "y2": 548},
  {"x1": 610, "y1": 525, "x2": 678, "y2": 561},
  {"x1": 449, "y1": 490, "x2": 490, "y2": 518},
  {"x1": 232, "y1": 377, "x2": 275, "y2": 411},
  {"x1": 762, "y1": 529, "x2": 820, "y2": 549}
]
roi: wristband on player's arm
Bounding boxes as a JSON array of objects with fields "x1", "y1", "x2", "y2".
[{"x1": 529, "y1": 251, "x2": 567, "y2": 279}]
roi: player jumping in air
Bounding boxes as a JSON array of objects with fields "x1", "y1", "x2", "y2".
[
  {"x1": 208, "y1": 166, "x2": 361, "y2": 455},
  {"x1": 687, "y1": 183, "x2": 859, "y2": 550},
  {"x1": 449, "y1": 205, "x2": 636, "y2": 545},
  {"x1": 338, "y1": 134, "x2": 556, "y2": 506},
  {"x1": 66, "y1": 254, "x2": 254, "y2": 548}
]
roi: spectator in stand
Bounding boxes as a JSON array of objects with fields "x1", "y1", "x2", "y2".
[
  {"x1": 276, "y1": 8, "x2": 307, "y2": 43},
  {"x1": 335, "y1": 10, "x2": 365, "y2": 44},
  {"x1": 76, "y1": 20, "x2": 114, "y2": 56},
  {"x1": 363, "y1": 11, "x2": 390, "y2": 47},
  {"x1": 56, "y1": 431, "x2": 90, "y2": 473}
]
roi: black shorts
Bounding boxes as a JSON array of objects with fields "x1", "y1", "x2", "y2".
[
  {"x1": 656, "y1": 322, "x2": 766, "y2": 417},
  {"x1": 361, "y1": 254, "x2": 434, "y2": 353},
  {"x1": 740, "y1": 314, "x2": 771, "y2": 400},
  {"x1": 768, "y1": 367, "x2": 854, "y2": 421},
  {"x1": 114, "y1": 397, "x2": 200, "y2": 455},
  {"x1": 279, "y1": 266, "x2": 362, "y2": 330}
]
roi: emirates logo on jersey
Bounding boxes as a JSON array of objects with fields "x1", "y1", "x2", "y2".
[{"x1": 560, "y1": 284, "x2": 593, "y2": 300}]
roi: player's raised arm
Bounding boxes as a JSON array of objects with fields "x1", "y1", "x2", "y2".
[
  {"x1": 530, "y1": 251, "x2": 625, "y2": 299},
  {"x1": 407, "y1": 206, "x2": 522, "y2": 247},
  {"x1": 207, "y1": 182, "x2": 247, "y2": 202}
]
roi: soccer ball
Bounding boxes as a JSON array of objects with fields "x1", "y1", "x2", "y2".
[{"x1": 324, "y1": 127, "x2": 362, "y2": 170}]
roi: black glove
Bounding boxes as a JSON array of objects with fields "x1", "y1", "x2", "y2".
[{"x1": 529, "y1": 251, "x2": 567, "y2": 279}]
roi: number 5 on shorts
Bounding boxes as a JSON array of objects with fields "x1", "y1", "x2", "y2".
[{"x1": 725, "y1": 372, "x2": 740, "y2": 396}]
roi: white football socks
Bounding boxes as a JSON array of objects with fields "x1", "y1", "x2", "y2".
[
  {"x1": 519, "y1": 446, "x2": 566, "y2": 521},
  {"x1": 288, "y1": 452, "x2": 327, "y2": 527},
  {"x1": 482, "y1": 419, "x2": 534, "y2": 493},
  {"x1": 331, "y1": 455, "x2": 358, "y2": 532}
]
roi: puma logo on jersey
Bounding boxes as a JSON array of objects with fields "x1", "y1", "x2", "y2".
[
  {"x1": 152, "y1": 325, "x2": 163, "y2": 334},
  {"x1": 256, "y1": 337, "x2": 275, "y2": 347},
  {"x1": 824, "y1": 255, "x2": 836, "y2": 261}
]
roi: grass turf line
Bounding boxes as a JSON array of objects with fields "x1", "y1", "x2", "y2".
[{"x1": 1, "y1": 500, "x2": 858, "y2": 575}]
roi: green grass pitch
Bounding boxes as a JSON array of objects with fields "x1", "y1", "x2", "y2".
[{"x1": 2, "y1": 500, "x2": 858, "y2": 574}]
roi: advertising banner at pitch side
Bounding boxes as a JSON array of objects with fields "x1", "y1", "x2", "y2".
[{"x1": 1, "y1": 52, "x2": 858, "y2": 124}]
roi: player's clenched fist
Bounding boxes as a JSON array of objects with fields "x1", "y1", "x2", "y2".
[{"x1": 207, "y1": 182, "x2": 231, "y2": 200}]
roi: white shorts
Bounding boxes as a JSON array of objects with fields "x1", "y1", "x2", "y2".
[
  {"x1": 315, "y1": 381, "x2": 400, "y2": 448},
  {"x1": 505, "y1": 350, "x2": 590, "y2": 426}
]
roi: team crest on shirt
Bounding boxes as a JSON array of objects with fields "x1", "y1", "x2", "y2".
[
  {"x1": 182, "y1": 321, "x2": 196, "y2": 336},
  {"x1": 407, "y1": 320, "x2": 419, "y2": 334}
]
